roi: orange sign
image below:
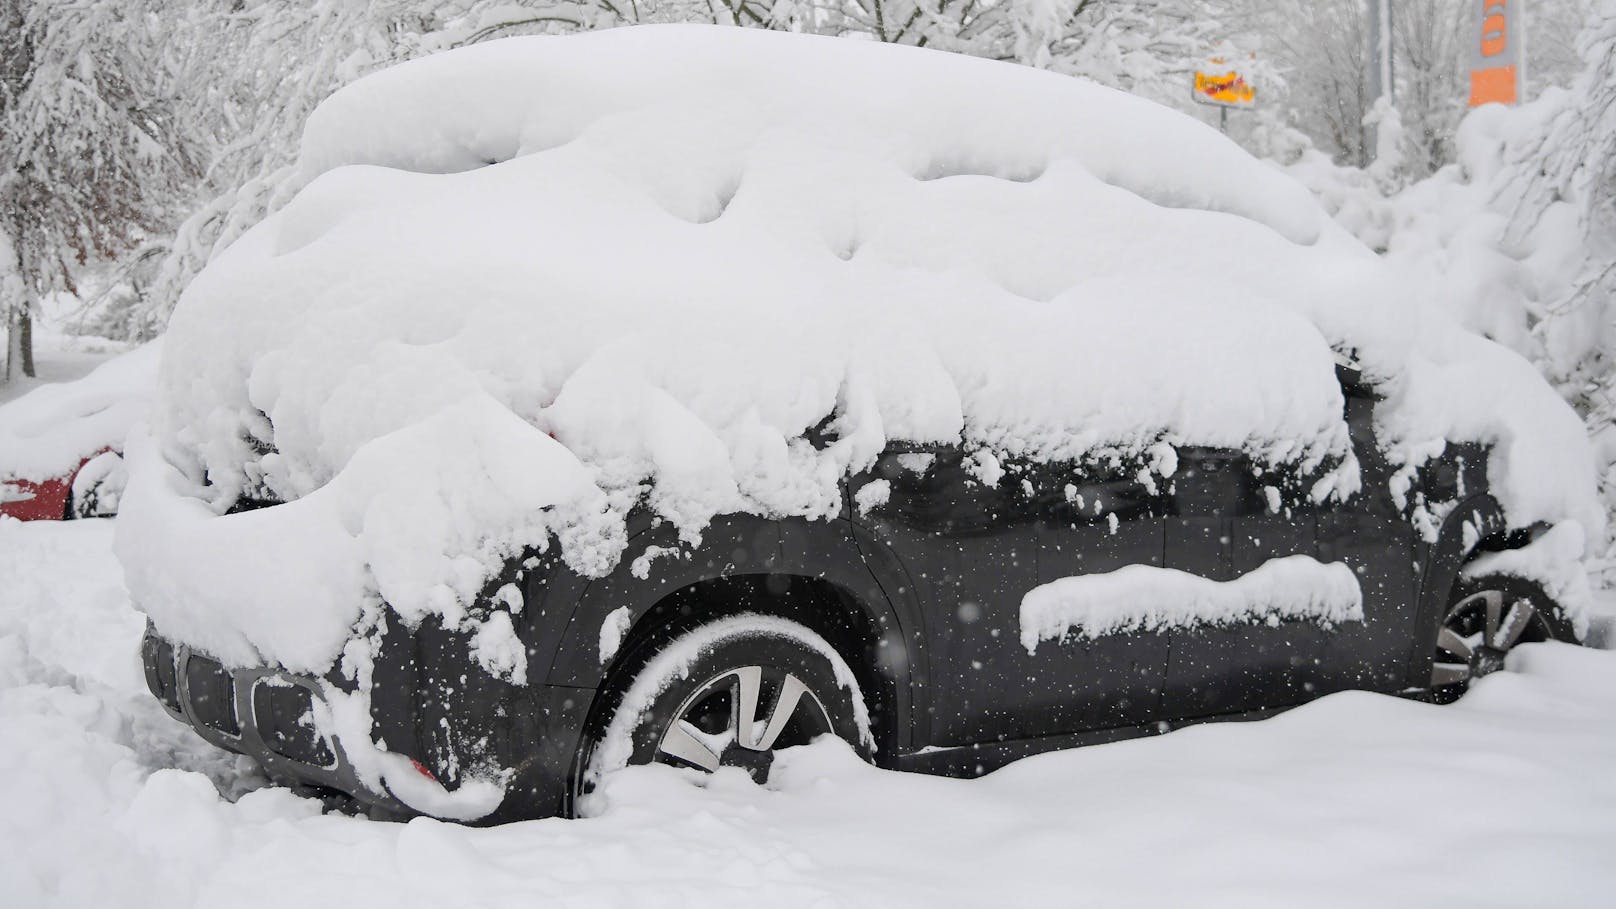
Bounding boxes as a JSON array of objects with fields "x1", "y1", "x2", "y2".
[
  {"x1": 1193, "y1": 60, "x2": 1256, "y2": 108},
  {"x1": 1469, "y1": 0, "x2": 1520, "y2": 106}
]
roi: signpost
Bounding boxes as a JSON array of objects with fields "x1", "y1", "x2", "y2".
[
  {"x1": 1469, "y1": 0, "x2": 1523, "y2": 106},
  {"x1": 1366, "y1": 0, "x2": 1394, "y2": 163},
  {"x1": 1192, "y1": 57, "x2": 1256, "y2": 132}
]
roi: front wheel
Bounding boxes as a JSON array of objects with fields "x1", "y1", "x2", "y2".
[
  {"x1": 581, "y1": 614, "x2": 873, "y2": 800},
  {"x1": 1429, "y1": 575, "x2": 1577, "y2": 703}
]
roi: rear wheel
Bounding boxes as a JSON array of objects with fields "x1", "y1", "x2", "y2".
[
  {"x1": 1429, "y1": 575, "x2": 1575, "y2": 703},
  {"x1": 580, "y1": 614, "x2": 872, "y2": 801}
]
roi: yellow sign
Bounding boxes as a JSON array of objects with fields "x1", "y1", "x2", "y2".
[{"x1": 1193, "y1": 59, "x2": 1256, "y2": 108}]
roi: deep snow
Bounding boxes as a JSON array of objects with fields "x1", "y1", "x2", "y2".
[{"x1": 4, "y1": 517, "x2": 1614, "y2": 908}]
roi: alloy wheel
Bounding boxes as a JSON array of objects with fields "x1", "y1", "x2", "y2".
[
  {"x1": 657, "y1": 665, "x2": 832, "y2": 781},
  {"x1": 1430, "y1": 589, "x2": 1547, "y2": 695}
]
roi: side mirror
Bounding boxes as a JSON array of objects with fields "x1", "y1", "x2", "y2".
[{"x1": 1334, "y1": 349, "x2": 1374, "y2": 398}]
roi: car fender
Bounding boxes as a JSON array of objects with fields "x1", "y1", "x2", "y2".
[
  {"x1": 1406, "y1": 493, "x2": 1509, "y2": 681},
  {"x1": 539, "y1": 508, "x2": 922, "y2": 751},
  {"x1": 542, "y1": 511, "x2": 789, "y2": 688}
]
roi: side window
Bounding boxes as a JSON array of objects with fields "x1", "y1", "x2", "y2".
[
  {"x1": 1023, "y1": 458, "x2": 1163, "y2": 527},
  {"x1": 868, "y1": 446, "x2": 1033, "y2": 533},
  {"x1": 1172, "y1": 448, "x2": 1255, "y2": 517},
  {"x1": 1172, "y1": 445, "x2": 1344, "y2": 520}
]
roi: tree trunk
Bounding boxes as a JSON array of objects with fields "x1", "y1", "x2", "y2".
[
  {"x1": 4, "y1": 306, "x2": 33, "y2": 380},
  {"x1": 18, "y1": 305, "x2": 33, "y2": 377}
]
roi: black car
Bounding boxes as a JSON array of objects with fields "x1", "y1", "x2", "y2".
[{"x1": 140, "y1": 361, "x2": 1580, "y2": 823}]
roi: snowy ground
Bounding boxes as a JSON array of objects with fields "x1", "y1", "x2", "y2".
[{"x1": 3, "y1": 516, "x2": 1614, "y2": 908}]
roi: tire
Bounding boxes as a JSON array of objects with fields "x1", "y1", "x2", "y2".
[
  {"x1": 579, "y1": 614, "x2": 873, "y2": 803},
  {"x1": 1428, "y1": 574, "x2": 1578, "y2": 703},
  {"x1": 66, "y1": 451, "x2": 125, "y2": 519}
]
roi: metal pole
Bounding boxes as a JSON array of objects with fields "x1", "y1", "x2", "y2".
[
  {"x1": 1519, "y1": 0, "x2": 1530, "y2": 100},
  {"x1": 1365, "y1": 0, "x2": 1394, "y2": 162}
]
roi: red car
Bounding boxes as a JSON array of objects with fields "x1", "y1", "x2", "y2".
[
  {"x1": 0, "y1": 341, "x2": 159, "y2": 521},
  {"x1": 0, "y1": 449, "x2": 120, "y2": 520}
]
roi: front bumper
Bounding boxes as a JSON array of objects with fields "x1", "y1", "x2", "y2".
[{"x1": 140, "y1": 626, "x2": 413, "y2": 817}]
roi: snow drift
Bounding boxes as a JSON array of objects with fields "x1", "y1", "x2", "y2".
[{"x1": 118, "y1": 25, "x2": 1601, "y2": 674}]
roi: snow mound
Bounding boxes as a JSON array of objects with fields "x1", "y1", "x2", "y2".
[
  {"x1": 0, "y1": 339, "x2": 159, "y2": 482},
  {"x1": 120, "y1": 25, "x2": 1601, "y2": 672}
]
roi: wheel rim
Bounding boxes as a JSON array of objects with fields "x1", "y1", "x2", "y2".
[
  {"x1": 656, "y1": 665, "x2": 832, "y2": 781},
  {"x1": 1431, "y1": 589, "x2": 1546, "y2": 691}
]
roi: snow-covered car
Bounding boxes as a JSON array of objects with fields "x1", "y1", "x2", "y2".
[
  {"x1": 0, "y1": 340, "x2": 160, "y2": 521},
  {"x1": 121, "y1": 26, "x2": 1602, "y2": 823}
]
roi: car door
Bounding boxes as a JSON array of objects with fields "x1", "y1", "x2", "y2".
[
  {"x1": 1029, "y1": 461, "x2": 1174, "y2": 733},
  {"x1": 1159, "y1": 447, "x2": 1332, "y2": 719},
  {"x1": 1310, "y1": 371, "x2": 1421, "y2": 695},
  {"x1": 853, "y1": 448, "x2": 1174, "y2": 746},
  {"x1": 851, "y1": 447, "x2": 1041, "y2": 746}
]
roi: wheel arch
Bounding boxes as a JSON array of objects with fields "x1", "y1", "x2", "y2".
[
  {"x1": 1408, "y1": 493, "x2": 1551, "y2": 682},
  {"x1": 545, "y1": 513, "x2": 917, "y2": 765},
  {"x1": 61, "y1": 447, "x2": 121, "y2": 519}
]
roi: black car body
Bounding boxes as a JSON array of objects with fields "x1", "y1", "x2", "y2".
[{"x1": 141, "y1": 363, "x2": 1573, "y2": 823}]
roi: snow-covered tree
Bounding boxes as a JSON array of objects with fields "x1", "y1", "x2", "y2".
[
  {"x1": 1391, "y1": 0, "x2": 1467, "y2": 177},
  {"x1": 1221, "y1": 0, "x2": 1373, "y2": 164},
  {"x1": 1224, "y1": 0, "x2": 1591, "y2": 180},
  {"x1": 1389, "y1": 0, "x2": 1593, "y2": 180},
  {"x1": 0, "y1": 0, "x2": 205, "y2": 380},
  {"x1": 1509, "y1": 1, "x2": 1616, "y2": 254},
  {"x1": 1286, "y1": 0, "x2": 1616, "y2": 576},
  {"x1": 1527, "y1": 0, "x2": 1603, "y2": 96},
  {"x1": 137, "y1": 1, "x2": 480, "y2": 340},
  {"x1": 1506, "y1": 0, "x2": 1616, "y2": 574}
]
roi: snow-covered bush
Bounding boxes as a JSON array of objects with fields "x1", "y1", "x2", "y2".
[{"x1": 1284, "y1": 4, "x2": 1616, "y2": 583}]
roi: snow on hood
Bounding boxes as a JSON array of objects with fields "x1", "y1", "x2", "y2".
[{"x1": 118, "y1": 25, "x2": 1601, "y2": 672}]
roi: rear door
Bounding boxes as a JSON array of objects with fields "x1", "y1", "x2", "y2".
[
  {"x1": 1029, "y1": 462, "x2": 1174, "y2": 732},
  {"x1": 1311, "y1": 375, "x2": 1421, "y2": 695},
  {"x1": 1159, "y1": 448, "x2": 1332, "y2": 718},
  {"x1": 853, "y1": 448, "x2": 1174, "y2": 745},
  {"x1": 851, "y1": 447, "x2": 1040, "y2": 745}
]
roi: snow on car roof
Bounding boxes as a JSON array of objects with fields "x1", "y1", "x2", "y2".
[
  {"x1": 117, "y1": 25, "x2": 1600, "y2": 672},
  {"x1": 296, "y1": 25, "x2": 1325, "y2": 246}
]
